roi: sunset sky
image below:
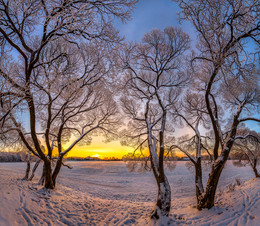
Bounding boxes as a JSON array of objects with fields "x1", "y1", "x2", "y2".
[
  {"x1": 68, "y1": 0, "x2": 191, "y2": 159},
  {"x1": 66, "y1": 0, "x2": 259, "y2": 159},
  {"x1": 65, "y1": 136, "x2": 134, "y2": 159},
  {"x1": 6, "y1": 0, "x2": 194, "y2": 159}
]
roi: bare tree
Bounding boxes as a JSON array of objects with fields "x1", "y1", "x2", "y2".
[
  {"x1": 170, "y1": 92, "x2": 213, "y2": 207},
  {"x1": 176, "y1": 0, "x2": 260, "y2": 209},
  {"x1": 232, "y1": 129, "x2": 260, "y2": 178},
  {"x1": 120, "y1": 27, "x2": 190, "y2": 219},
  {"x1": 0, "y1": 0, "x2": 137, "y2": 189},
  {"x1": 1, "y1": 39, "x2": 119, "y2": 188}
]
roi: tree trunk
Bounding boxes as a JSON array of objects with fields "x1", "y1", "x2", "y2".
[
  {"x1": 197, "y1": 159, "x2": 225, "y2": 209},
  {"x1": 253, "y1": 167, "x2": 260, "y2": 178},
  {"x1": 252, "y1": 160, "x2": 260, "y2": 178},
  {"x1": 38, "y1": 164, "x2": 45, "y2": 185},
  {"x1": 195, "y1": 158, "x2": 204, "y2": 207},
  {"x1": 52, "y1": 156, "x2": 63, "y2": 187},
  {"x1": 151, "y1": 176, "x2": 171, "y2": 219},
  {"x1": 43, "y1": 159, "x2": 54, "y2": 189},
  {"x1": 198, "y1": 120, "x2": 238, "y2": 210},
  {"x1": 29, "y1": 159, "x2": 41, "y2": 181},
  {"x1": 22, "y1": 151, "x2": 30, "y2": 180}
]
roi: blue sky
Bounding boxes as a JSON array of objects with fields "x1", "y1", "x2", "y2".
[
  {"x1": 114, "y1": 0, "x2": 259, "y2": 132},
  {"x1": 115, "y1": 0, "x2": 196, "y2": 42},
  {"x1": 12, "y1": 0, "x2": 260, "y2": 139}
]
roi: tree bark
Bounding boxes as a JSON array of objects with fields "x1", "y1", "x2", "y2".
[
  {"x1": 52, "y1": 156, "x2": 63, "y2": 187},
  {"x1": 149, "y1": 131, "x2": 171, "y2": 219},
  {"x1": 198, "y1": 140, "x2": 234, "y2": 210},
  {"x1": 195, "y1": 158, "x2": 204, "y2": 207},
  {"x1": 43, "y1": 159, "x2": 54, "y2": 189},
  {"x1": 151, "y1": 176, "x2": 171, "y2": 219},
  {"x1": 22, "y1": 151, "x2": 30, "y2": 180},
  {"x1": 252, "y1": 160, "x2": 260, "y2": 178},
  {"x1": 253, "y1": 167, "x2": 260, "y2": 178},
  {"x1": 29, "y1": 159, "x2": 41, "y2": 181},
  {"x1": 197, "y1": 113, "x2": 240, "y2": 210},
  {"x1": 197, "y1": 159, "x2": 225, "y2": 209}
]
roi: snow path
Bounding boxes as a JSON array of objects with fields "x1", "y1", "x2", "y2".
[
  {"x1": 170, "y1": 179, "x2": 260, "y2": 226},
  {"x1": 0, "y1": 161, "x2": 259, "y2": 225}
]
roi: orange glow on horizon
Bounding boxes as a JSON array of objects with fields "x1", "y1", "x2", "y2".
[
  {"x1": 62, "y1": 127, "x2": 194, "y2": 159},
  {"x1": 65, "y1": 136, "x2": 134, "y2": 159},
  {"x1": 64, "y1": 136, "x2": 186, "y2": 159}
]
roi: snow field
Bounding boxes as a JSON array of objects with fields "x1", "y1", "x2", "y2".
[{"x1": 0, "y1": 161, "x2": 259, "y2": 225}]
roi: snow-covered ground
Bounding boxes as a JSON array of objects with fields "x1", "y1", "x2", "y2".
[{"x1": 0, "y1": 161, "x2": 259, "y2": 225}]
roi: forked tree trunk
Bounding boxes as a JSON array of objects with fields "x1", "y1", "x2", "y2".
[
  {"x1": 149, "y1": 131, "x2": 171, "y2": 219},
  {"x1": 38, "y1": 156, "x2": 65, "y2": 188},
  {"x1": 52, "y1": 156, "x2": 63, "y2": 187},
  {"x1": 197, "y1": 159, "x2": 225, "y2": 209},
  {"x1": 151, "y1": 176, "x2": 171, "y2": 219},
  {"x1": 22, "y1": 151, "x2": 30, "y2": 180},
  {"x1": 29, "y1": 159, "x2": 41, "y2": 181},
  {"x1": 198, "y1": 140, "x2": 234, "y2": 210},
  {"x1": 44, "y1": 159, "x2": 54, "y2": 189},
  {"x1": 198, "y1": 118, "x2": 239, "y2": 210},
  {"x1": 145, "y1": 103, "x2": 171, "y2": 219},
  {"x1": 198, "y1": 138, "x2": 235, "y2": 209}
]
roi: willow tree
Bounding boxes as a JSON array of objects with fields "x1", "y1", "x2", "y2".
[
  {"x1": 176, "y1": 0, "x2": 260, "y2": 209},
  {"x1": 120, "y1": 27, "x2": 190, "y2": 219},
  {"x1": 0, "y1": 0, "x2": 137, "y2": 188},
  {"x1": 1, "y1": 39, "x2": 119, "y2": 188}
]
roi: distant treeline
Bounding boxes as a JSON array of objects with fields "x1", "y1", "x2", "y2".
[
  {"x1": 66, "y1": 156, "x2": 122, "y2": 161},
  {"x1": 122, "y1": 155, "x2": 221, "y2": 162},
  {"x1": 0, "y1": 153, "x2": 239, "y2": 163},
  {"x1": 0, "y1": 152, "x2": 23, "y2": 162}
]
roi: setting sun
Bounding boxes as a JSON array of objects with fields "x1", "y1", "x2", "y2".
[{"x1": 64, "y1": 136, "x2": 134, "y2": 159}]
